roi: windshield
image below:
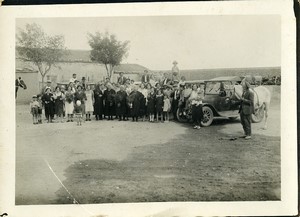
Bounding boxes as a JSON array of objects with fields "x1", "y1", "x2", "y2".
[{"x1": 205, "y1": 81, "x2": 234, "y2": 95}]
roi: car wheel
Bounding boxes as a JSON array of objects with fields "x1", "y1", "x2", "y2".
[
  {"x1": 201, "y1": 106, "x2": 214, "y2": 127},
  {"x1": 251, "y1": 104, "x2": 264, "y2": 123}
]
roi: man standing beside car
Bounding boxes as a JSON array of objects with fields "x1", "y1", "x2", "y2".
[{"x1": 239, "y1": 81, "x2": 254, "y2": 140}]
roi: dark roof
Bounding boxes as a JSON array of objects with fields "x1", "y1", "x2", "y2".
[{"x1": 114, "y1": 64, "x2": 148, "y2": 74}]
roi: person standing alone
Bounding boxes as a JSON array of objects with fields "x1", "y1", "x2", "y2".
[{"x1": 239, "y1": 81, "x2": 254, "y2": 140}]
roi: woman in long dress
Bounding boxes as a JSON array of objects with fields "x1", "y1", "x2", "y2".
[
  {"x1": 104, "y1": 83, "x2": 116, "y2": 120},
  {"x1": 74, "y1": 85, "x2": 87, "y2": 116},
  {"x1": 147, "y1": 87, "x2": 156, "y2": 122},
  {"x1": 53, "y1": 86, "x2": 65, "y2": 123},
  {"x1": 128, "y1": 85, "x2": 144, "y2": 122},
  {"x1": 93, "y1": 83, "x2": 104, "y2": 120},
  {"x1": 85, "y1": 84, "x2": 94, "y2": 121},
  {"x1": 65, "y1": 85, "x2": 75, "y2": 122},
  {"x1": 138, "y1": 83, "x2": 148, "y2": 121},
  {"x1": 115, "y1": 85, "x2": 128, "y2": 121}
]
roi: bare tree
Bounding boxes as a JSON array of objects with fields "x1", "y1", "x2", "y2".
[
  {"x1": 16, "y1": 23, "x2": 66, "y2": 87},
  {"x1": 88, "y1": 32, "x2": 130, "y2": 80}
]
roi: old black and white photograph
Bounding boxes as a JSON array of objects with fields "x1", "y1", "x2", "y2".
[{"x1": 0, "y1": 1, "x2": 297, "y2": 217}]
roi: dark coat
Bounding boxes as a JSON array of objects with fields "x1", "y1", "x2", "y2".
[
  {"x1": 115, "y1": 90, "x2": 128, "y2": 116},
  {"x1": 104, "y1": 89, "x2": 116, "y2": 116},
  {"x1": 155, "y1": 94, "x2": 164, "y2": 113},
  {"x1": 74, "y1": 91, "x2": 87, "y2": 104},
  {"x1": 94, "y1": 89, "x2": 104, "y2": 116},
  {"x1": 42, "y1": 93, "x2": 54, "y2": 118},
  {"x1": 128, "y1": 90, "x2": 144, "y2": 117},
  {"x1": 141, "y1": 74, "x2": 150, "y2": 83},
  {"x1": 147, "y1": 92, "x2": 156, "y2": 114},
  {"x1": 117, "y1": 76, "x2": 127, "y2": 85},
  {"x1": 239, "y1": 89, "x2": 254, "y2": 115},
  {"x1": 171, "y1": 89, "x2": 180, "y2": 108}
]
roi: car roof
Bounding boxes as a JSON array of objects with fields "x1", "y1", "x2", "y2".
[
  {"x1": 208, "y1": 76, "x2": 242, "y2": 82},
  {"x1": 184, "y1": 80, "x2": 205, "y2": 84}
]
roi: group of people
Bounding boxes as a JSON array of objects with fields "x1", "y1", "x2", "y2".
[
  {"x1": 29, "y1": 69, "x2": 254, "y2": 138},
  {"x1": 29, "y1": 71, "x2": 205, "y2": 128}
]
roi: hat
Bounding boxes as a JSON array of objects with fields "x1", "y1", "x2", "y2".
[
  {"x1": 45, "y1": 87, "x2": 51, "y2": 91},
  {"x1": 173, "y1": 60, "x2": 178, "y2": 64},
  {"x1": 32, "y1": 95, "x2": 37, "y2": 98},
  {"x1": 82, "y1": 77, "x2": 86, "y2": 81}
]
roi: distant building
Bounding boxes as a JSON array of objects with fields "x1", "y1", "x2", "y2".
[
  {"x1": 112, "y1": 64, "x2": 149, "y2": 83},
  {"x1": 16, "y1": 49, "x2": 150, "y2": 103}
]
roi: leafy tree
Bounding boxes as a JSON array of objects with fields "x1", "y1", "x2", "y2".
[
  {"x1": 88, "y1": 32, "x2": 130, "y2": 80},
  {"x1": 16, "y1": 23, "x2": 66, "y2": 87}
]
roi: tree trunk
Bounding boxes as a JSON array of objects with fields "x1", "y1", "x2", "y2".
[
  {"x1": 41, "y1": 75, "x2": 45, "y2": 92},
  {"x1": 109, "y1": 65, "x2": 114, "y2": 80},
  {"x1": 104, "y1": 64, "x2": 110, "y2": 81}
]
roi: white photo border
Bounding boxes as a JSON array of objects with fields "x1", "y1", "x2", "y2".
[{"x1": 0, "y1": 1, "x2": 297, "y2": 217}]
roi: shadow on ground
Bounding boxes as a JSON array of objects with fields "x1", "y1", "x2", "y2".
[{"x1": 55, "y1": 124, "x2": 280, "y2": 204}]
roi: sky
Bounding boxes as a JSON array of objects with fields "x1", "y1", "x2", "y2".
[{"x1": 16, "y1": 16, "x2": 281, "y2": 70}]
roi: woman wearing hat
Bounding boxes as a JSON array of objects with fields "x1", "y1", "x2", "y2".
[{"x1": 239, "y1": 81, "x2": 254, "y2": 140}]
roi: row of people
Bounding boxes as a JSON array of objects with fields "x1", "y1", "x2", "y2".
[{"x1": 30, "y1": 80, "x2": 204, "y2": 128}]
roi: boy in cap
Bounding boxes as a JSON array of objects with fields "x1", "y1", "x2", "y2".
[{"x1": 30, "y1": 95, "x2": 40, "y2": 124}]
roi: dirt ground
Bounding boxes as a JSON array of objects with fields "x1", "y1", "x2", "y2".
[{"x1": 15, "y1": 87, "x2": 280, "y2": 205}]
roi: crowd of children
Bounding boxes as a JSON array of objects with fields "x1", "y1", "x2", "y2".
[{"x1": 30, "y1": 73, "x2": 204, "y2": 129}]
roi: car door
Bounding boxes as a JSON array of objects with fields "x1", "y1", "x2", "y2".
[{"x1": 217, "y1": 81, "x2": 240, "y2": 117}]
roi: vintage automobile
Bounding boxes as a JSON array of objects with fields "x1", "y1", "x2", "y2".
[{"x1": 177, "y1": 76, "x2": 244, "y2": 127}]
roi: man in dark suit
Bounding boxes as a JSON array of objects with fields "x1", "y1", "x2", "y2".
[
  {"x1": 239, "y1": 81, "x2": 254, "y2": 140},
  {"x1": 170, "y1": 85, "x2": 181, "y2": 121},
  {"x1": 141, "y1": 70, "x2": 150, "y2": 83}
]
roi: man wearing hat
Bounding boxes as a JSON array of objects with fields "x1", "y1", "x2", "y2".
[
  {"x1": 239, "y1": 81, "x2": 254, "y2": 140},
  {"x1": 170, "y1": 84, "x2": 181, "y2": 121},
  {"x1": 41, "y1": 80, "x2": 53, "y2": 94}
]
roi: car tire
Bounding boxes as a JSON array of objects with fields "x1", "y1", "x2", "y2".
[{"x1": 201, "y1": 106, "x2": 214, "y2": 127}]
